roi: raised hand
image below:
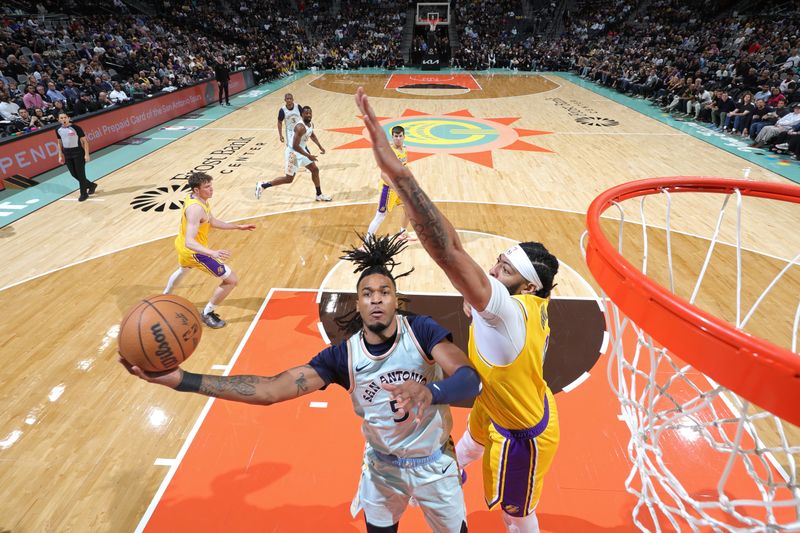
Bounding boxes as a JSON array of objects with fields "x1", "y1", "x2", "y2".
[{"x1": 355, "y1": 87, "x2": 410, "y2": 188}]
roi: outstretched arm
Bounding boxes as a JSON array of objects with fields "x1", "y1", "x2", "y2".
[
  {"x1": 355, "y1": 87, "x2": 492, "y2": 310},
  {"x1": 209, "y1": 212, "x2": 256, "y2": 231},
  {"x1": 120, "y1": 357, "x2": 325, "y2": 405}
]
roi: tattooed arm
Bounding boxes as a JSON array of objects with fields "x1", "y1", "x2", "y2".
[
  {"x1": 120, "y1": 357, "x2": 325, "y2": 405},
  {"x1": 354, "y1": 87, "x2": 492, "y2": 310}
]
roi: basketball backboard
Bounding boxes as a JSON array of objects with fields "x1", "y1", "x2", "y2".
[{"x1": 415, "y1": 2, "x2": 450, "y2": 26}]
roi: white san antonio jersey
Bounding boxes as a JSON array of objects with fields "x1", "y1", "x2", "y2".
[
  {"x1": 347, "y1": 316, "x2": 452, "y2": 458},
  {"x1": 281, "y1": 104, "x2": 302, "y2": 144},
  {"x1": 288, "y1": 120, "x2": 312, "y2": 153}
]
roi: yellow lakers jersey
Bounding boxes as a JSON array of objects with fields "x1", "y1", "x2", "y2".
[
  {"x1": 391, "y1": 143, "x2": 408, "y2": 166},
  {"x1": 468, "y1": 294, "x2": 551, "y2": 429},
  {"x1": 175, "y1": 194, "x2": 211, "y2": 256}
]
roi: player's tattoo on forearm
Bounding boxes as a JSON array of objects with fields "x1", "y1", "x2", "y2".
[
  {"x1": 199, "y1": 375, "x2": 259, "y2": 397},
  {"x1": 396, "y1": 178, "x2": 450, "y2": 254}
]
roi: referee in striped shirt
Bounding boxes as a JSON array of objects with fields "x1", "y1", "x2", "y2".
[{"x1": 56, "y1": 112, "x2": 96, "y2": 202}]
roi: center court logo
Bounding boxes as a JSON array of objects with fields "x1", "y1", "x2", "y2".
[{"x1": 329, "y1": 109, "x2": 554, "y2": 168}]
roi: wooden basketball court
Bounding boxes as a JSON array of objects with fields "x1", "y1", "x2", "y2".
[{"x1": 1, "y1": 72, "x2": 798, "y2": 533}]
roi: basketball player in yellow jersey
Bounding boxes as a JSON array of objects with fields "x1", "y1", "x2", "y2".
[
  {"x1": 163, "y1": 172, "x2": 256, "y2": 329},
  {"x1": 365, "y1": 126, "x2": 416, "y2": 242},
  {"x1": 357, "y1": 87, "x2": 559, "y2": 533}
]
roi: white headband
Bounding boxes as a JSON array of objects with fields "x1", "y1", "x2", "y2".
[{"x1": 503, "y1": 245, "x2": 543, "y2": 291}]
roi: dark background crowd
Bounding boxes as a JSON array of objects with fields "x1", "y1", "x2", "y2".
[{"x1": 2, "y1": 0, "x2": 800, "y2": 156}]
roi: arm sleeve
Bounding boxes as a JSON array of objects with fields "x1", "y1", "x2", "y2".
[
  {"x1": 426, "y1": 366, "x2": 481, "y2": 405},
  {"x1": 277, "y1": 108, "x2": 285, "y2": 121},
  {"x1": 471, "y1": 274, "x2": 527, "y2": 366},
  {"x1": 307, "y1": 342, "x2": 350, "y2": 390},
  {"x1": 407, "y1": 314, "x2": 452, "y2": 362}
]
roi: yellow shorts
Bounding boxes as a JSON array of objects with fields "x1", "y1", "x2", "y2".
[
  {"x1": 177, "y1": 252, "x2": 230, "y2": 278},
  {"x1": 468, "y1": 388, "x2": 559, "y2": 516},
  {"x1": 377, "y1": 184, "x2": 402, "y2": 213}
]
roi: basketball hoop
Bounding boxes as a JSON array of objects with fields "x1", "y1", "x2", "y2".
[
  {"x1": 424, "y1": 17, "x2": 441, "y2": 31},
  {"x1": 582, "y1": 177, "x2": 800, "y2": 531}
]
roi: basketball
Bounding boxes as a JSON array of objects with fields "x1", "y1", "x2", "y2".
[{"x1": 118, "y1": 294, "x2": 203, "y2": 372}]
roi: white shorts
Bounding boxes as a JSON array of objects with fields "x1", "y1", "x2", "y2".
[
  {"x1": 350, "y1": 444, "x2": 467, "y2": 532},
  {"x1": 285, "y1": 147, "x2": 312, "y2": 176}
]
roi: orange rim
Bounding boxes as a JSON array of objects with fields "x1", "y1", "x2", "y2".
[{"x1": 585, "y1": 177, "x2": 800, "y2": 426}]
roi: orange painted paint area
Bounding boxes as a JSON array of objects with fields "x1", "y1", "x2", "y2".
[
  {"x1": 142, "y1": 290, "x2": 473, "y2": 532},
  {"x1": 141, "y1": 290, "x2": 784, "y2": 532},
  {"x1": 385, "y1": 74, "x2": 482, "y2": 90}
]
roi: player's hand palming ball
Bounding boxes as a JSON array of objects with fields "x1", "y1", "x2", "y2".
[{"x1": 118, "y1": 295, "x2": 202, "y2": 372}]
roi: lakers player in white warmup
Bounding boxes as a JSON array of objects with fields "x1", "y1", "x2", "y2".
[
  {"x1": 256, "y1": 105, "x2": 332, "y2": 202},
  {"x1": 122, "y1": 234, "x2": 481, "y2": 533}
]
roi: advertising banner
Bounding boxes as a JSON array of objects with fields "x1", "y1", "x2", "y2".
[{"x1": 0, "y1": 70, "x2": 253, "y2": 185}]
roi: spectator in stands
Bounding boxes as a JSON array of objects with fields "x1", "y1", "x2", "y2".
[
  {"x1": 97, "y1": 91, "x2": 115, "y2": 108},
  {"x1": 754, "y1": 84, "x2": 771, "y2": 102},
  {"x1": 48, "y1": 99, "x2": 67, "y2": 121},
  {"x1": 750, "y1": 99, "x2": 789, "y2": 140},
  {"x1": 108, "y1": 82, "x2": 130, "y2": 104},
  {"x1": 4, "y1": 54, "x2": 27, "y2": 79},
  {"x1": 23, "y1": 85, "x2": 45, "y2": 111},
  {"x1": 767, "y1": 87, "x2": 786, "y2": 107},
  {"x1": 751, "y1": 103, "x2": 800, "y2": 148},
  {"x1": 46, "y1": 81, "x2": 67, "y2": 105},
  {"x1": 0, "y1": 92, "x2": 20, "y2": 121},
  {"x1": 711, "y1": 91, "x2": 736, "y2": 130},
  {"x1": 73, "y1": 93, "x2": 100, "y2": 116},
  {"x1": 33, "y1": 107, "x2": 55, "y2": 126},
  {"x1": 63, "y1": 79, "x2": 80, "y2": 105},
  {"x1": 725, "y1": 92, "x2": 755, "y2": 134}
]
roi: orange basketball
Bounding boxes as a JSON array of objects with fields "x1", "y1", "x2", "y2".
[{"x1": 118, "y1": 294, "x2": 203, "y2": 372}]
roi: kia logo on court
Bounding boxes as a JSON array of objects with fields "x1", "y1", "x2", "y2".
[
  {"x1": 575, "y1": 116, "x2": 619, "y2": 127},
  {"x1": 130, "y1": 183, "x2": 190, "y2": 212}
]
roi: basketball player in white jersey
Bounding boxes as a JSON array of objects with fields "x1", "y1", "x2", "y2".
[
  {"x1": 255, "y1": 105, "x2": 332, "y2": 202},
  {"x1": 122, "y1": 234, "x2": 480, "y2": 533},
  {"x1": 276, "y1": 93, "x2": 301, "y2": 145},
  {"x1": 356, "y1": 87, "x2": 560, "y2": 533}
]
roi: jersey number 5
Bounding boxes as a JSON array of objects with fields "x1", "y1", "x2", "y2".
[{"x1": 389, "y1": 400, "x2": 409, "y2": 423}]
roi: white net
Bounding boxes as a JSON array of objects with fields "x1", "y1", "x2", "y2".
[{"x1": 582, "y1": 181, "x2": 800, "y2": 532}]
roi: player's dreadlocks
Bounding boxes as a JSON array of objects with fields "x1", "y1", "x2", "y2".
[{"x1": 335, "y1": 233, "x2": 414, "y2": 336}]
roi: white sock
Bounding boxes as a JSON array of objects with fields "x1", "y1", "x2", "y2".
[
  {"x1": 203, "y1": 302, "x2": 216, "y2": 315},
  {"x1": 367, "y1": 210, "x2": 386, "y2": 236},
  {"x1": 502, "y1": 511, "x2": 540, "y2": 533},
  {"x1": 163, "y1": 267, "x2": 190, "y2": 294},
  {"x1": 399, "y1": 226, "x2": 406, "y2": 234},
  {"x1": 455, "y1": 430, "x2": 483, "y2": 468}
]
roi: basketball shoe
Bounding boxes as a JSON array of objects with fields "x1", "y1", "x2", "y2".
[{"x1": 202, "y1": 311, "x2": 226, "y2": 329}]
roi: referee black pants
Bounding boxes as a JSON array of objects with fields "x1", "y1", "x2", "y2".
[
  {"x1": 218, "y1": 81, "x2": 229, "y2": 105},
  {"x1": 65, "y1": 155, "x2": 91, "y2": 194}
]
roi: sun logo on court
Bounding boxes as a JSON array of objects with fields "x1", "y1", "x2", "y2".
[
  {"x1": 327, "y1": 109, "x2": 553, "y2": 168},
  {"x1": 130, "y1": 184, "x2": 190, "y2": 212}
]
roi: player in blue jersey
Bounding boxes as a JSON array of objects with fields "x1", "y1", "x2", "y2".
[{"x1": 121, "y1": 233, "x2": 481, "y2": 533}]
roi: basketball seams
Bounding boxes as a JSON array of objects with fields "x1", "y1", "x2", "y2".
[
  {"x1": 136, "y1": 305, "x2": 160, "y2": 371},
  {"x1": 151, "y1": 296, "x2": 203, "y2": 351},
  {"x1": 119, "y1": 295, "x2": 202, "y2": 372},
  {"x1": 143, "y1": 301, "x2": 188, "y2": 364}
]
